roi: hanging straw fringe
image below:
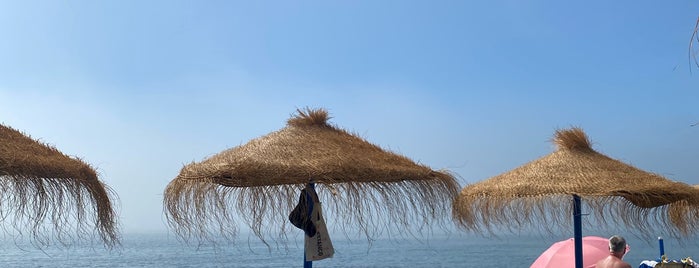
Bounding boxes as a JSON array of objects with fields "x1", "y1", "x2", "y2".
[
  {"x1": 454, "y1": 193, "x2": 691, "y2": 238},
  {"x1": 165, "y1": 172, "x2": 458, "y2": 246},
  {"x1": 0, "y1": 125, "x2": 119, "y2": 248},
  {"x1": 668, "y1": 185, "x2": 699, "y2": 232}
]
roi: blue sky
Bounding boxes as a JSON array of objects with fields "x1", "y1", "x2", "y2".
[{"x1": 0, "y1": 1, "x2": 698, "y2": 234}]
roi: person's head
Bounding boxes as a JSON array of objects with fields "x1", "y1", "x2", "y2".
[{"x1": 609, "y1": 235, "x2": 627, "y2": 254}]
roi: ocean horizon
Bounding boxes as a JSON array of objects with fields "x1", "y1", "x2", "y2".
[{"x1": 0, "y1": 232, "x2": 696, "y2": 267}]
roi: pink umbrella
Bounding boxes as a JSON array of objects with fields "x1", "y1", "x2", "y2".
[{"x1": 531, "y1": 236, "x2": 630, "y2": 268}]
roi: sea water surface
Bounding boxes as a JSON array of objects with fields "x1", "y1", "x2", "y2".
[{"x1": 0, "y1": 232, "x2": 697, "y2": 267}]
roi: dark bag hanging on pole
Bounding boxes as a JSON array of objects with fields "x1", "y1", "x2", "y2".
[
  {"x1": 304, "y1": 189, "x2": 334, "y2": 261},
  {"x1": 289, "y1": 188, "x2": 317, "y2": 237}
]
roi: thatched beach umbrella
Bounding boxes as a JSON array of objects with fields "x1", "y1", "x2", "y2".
[
  {"x1": 453, "y1": 127, "x2": 697, "y2": 268},
  {"x1": 164, "y1": 108, "x2": 459, "y2": 265},
  {"x1": 0, "y1": 124, "x2": 119, "y2": 248}
]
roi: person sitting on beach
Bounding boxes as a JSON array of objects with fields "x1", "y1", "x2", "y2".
[{"x1": 595, "y1": 235, "x2": 631, "y2": 268}]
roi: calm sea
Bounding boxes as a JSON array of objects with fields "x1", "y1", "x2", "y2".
[{"x1": 0, "y1": 232, "x2": 696, "y2": 267}]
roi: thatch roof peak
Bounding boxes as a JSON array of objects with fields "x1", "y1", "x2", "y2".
[
  {"x1": 553, "y1": 127, "x2": 592, "y2": 151},
  {"x1": 287, "y1": 107, "x2": 331, "y2": 127}
]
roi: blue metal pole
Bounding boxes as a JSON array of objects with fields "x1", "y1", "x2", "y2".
[
  {"x1": 304, "y1": 183, "x2": 315, "y2": 268},
  {"x1": 573, "y1": 195, "x2": 583, "y2": 268},
  {"x1": 658, "y1": 236, "x2": 665, "y2": 259}
]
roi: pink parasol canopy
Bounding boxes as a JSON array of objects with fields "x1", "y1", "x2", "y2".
[{"x1": 531, "y1": 236, "x2": 630, "y2": 268}]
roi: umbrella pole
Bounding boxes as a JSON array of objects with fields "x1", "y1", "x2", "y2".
[
  {"x1": 304, "y1": 182, "x2": 315, "y2": 268},
  {"x1": 573, "y1": 194, "x2": 583, "y2": 268}
]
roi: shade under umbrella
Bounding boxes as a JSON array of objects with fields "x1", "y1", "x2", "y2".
[
  {"x1": 0, "y1": 124, "x2": 119, "y2": 248},
  {"x1": 164, "y1": 108, "x2": 459, "y2": 245},
  {"x1": 531, "y1": 236, "x2": 630, "y2": 268}
]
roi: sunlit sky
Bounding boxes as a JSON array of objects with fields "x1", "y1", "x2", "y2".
[{"x1": 1, "y1": 1, "x2": 698, "y2": 234}]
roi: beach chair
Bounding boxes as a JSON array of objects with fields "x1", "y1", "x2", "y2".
[
  {"x1": 653, "y1": 263, "x2": 693, "y2": 268},
  {"x1": 638, "y1": 238, "x2": 697, "y2": 268}
]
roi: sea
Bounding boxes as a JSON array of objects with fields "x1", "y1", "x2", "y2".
[{"x1": 0, "y1": 232, "x2": 697, "y2": 267}]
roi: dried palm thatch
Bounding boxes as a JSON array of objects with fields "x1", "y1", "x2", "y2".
[
  {"x1": 453, "y1": 127, "x2": 697, "y2": 238},
  {"x1": 668, "y1": 185, "x2": 699, "y2": 233},
  {"x1": 0, "y1": 124, "x2": 119, "y2": 248},
  {"x1": 164, "y1": 108, "x2": 459, "y2": 245}
]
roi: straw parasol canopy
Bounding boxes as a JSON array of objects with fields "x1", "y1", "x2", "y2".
[
  {"x1": 453, "y1": 127, "x2": 697, "y2": 238},
  {"x1": 164, "y1": 108, "x2": 459, "y2": 245},
  {"x1": 0, "y1": 124, "x2": 119, "y2": 248}
]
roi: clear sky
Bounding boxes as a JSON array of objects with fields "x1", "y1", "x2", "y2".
[{"x1": 0, "y1": 1, "x2": 697, "y2": 234}]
